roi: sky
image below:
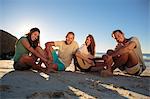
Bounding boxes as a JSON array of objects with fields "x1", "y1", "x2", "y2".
[{"x1": 0, "y1": 0, "x2": 150, "y2": 53}]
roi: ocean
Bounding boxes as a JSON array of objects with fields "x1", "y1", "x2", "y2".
[{"x1": 96, "y1": 53, "x2": 150, "y2": 67}]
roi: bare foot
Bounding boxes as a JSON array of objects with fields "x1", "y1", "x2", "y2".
[
  {"x1": 100, "y1": 70, "x2": 113, "y2": 77},
  {"x1": 44, "y1": 69, "x2": 56, "y2": 75},
  {"x1": 48, "y1": 68, "x2": 57, "y2": 73},
  {"x1": 45, "y1": 64, "x2": 57, "y2": 74}
]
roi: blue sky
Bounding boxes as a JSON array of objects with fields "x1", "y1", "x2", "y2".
[{"x1": 1, "y1": 0, "x2": 149, "y2": 53}]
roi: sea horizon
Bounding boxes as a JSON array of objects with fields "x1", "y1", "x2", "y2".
[{"x1": 96, "y1": 52, "x2": 150, "y2": 67}]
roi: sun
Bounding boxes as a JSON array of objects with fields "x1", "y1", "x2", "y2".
[
  {"x1": 15, "y1": 18, "x2": 46, "y2": 38},
  {"x1": 17, "y1": 22, "x2": 41, "y2": 34}
]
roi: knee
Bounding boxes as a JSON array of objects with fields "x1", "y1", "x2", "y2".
[
  {"x1": 102, "y1": 55, "x2": 108, "y2": 61},
  {"x1": 102, "y1": 54, "x2": 114, "y2": 63},
  {"x1": 106, "y1": 49, "x2": 114, "y2": 55},
  {"x1": 45, "y1": 43, "x2": 52, "y2": 50},
  {"x1": 35, "y1": 46, "x2": 42, "y2": 51},
  {"x1": 20, "y1": 55, "x2": 33, "y2": 63},
  {"x1": 46, "y1": 46, "x2": 54, "y2": 52}
]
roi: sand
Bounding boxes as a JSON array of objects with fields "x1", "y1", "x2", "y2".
[{"x1": 0, "y1": 60, "x2": 150, "y2": 99}]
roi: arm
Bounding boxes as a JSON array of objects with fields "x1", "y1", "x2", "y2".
[
  {"x1": 75, "y1": 51, "x2": 93, "y2": 64},
  {"x1": 115, "y1": 43, "x2": 123, "y2": 51},
  {"x1": 45, "y1": 41, "x2": 55, "y2": 61},
  {"x1": 45, "y1": 41, "x2": 55, "y2": 47},
  {"x1": 21, "y1": 39, "x2": 47, "y2": 62},
  {"x1": 111, "y1": 41, "x2": 136, "y2": 57}
]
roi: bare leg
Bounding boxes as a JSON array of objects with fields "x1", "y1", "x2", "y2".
[
  {"x1": 102, "y1": 50, "x2": 139, "y2": 76},
  {"x1": 100, "y1": 55, "x2": 114, "y2": 76},
  {"x1": 45, "y1": 45, "x2": 58, "y2": 73},
  {"x1": 45, "y1": 45, "x2": 53, "y2": 62},
  {"x1": 100, "y1": 50, "x2": 115, "y2": 76},
  {"x1": 19, "y1": 55, "x2": 46, "y2": 73},
  {"x1": 90, "y1": 51, "x2": 113, "y2": 72},
  {"x1": 112, "y1": 50, "x2": 138, "y2": 70},
  {"x1": 90, "y1": 62, "x2": 106, "y2": 72},
  {"x1": 125, "y1": 50, "x2": 138, "y2": 67},
  {"x1": 111, "y1": 54, "x2": 128, "y2": 70},
  {"x1": 36, "y1": 46, "x2": 57, "y2": 73},
  {"x1": 35, "y1": 46, "x2": 47, "y2": 59}
]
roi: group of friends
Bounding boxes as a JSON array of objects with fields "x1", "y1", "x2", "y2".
[{"x1": 13, "y1": 28, "x2": 146, "y2": 76}]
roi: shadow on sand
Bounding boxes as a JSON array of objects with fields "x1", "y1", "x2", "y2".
[{"x1": 0, "y1": 70, "x2": 149, "y2": 99}]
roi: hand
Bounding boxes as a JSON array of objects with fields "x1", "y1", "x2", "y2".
[
  {"x1": 43, "y1": 58, "x2": 48, "y2": 63},
  {"x1": 43, "y1": 58, "x2": 52, "y2": 65},
  {"x1": 115, "y1": 43, "x2": 123, "y2": 51},
  {"x1": 87, "y1": 54, "x2": 94, "y2": 59},
  {"x1": 86, "y1": 58, "x2": 94, "y2": 64},
  {"x1": 103, "y1": 54, "x2": 113, "y2": 65},
  {"x1": 45, "y1": 42, "x2": 50, "y2": 47},
  {"x1": 47, "y1": 57, "x2": 53, "y2": 62},
  {"x1": 46, "y1": 60, "x2": 53, "y2": 65}
]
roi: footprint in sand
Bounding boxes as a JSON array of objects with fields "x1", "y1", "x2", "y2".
[
  {"x1": 0, "y1": 85, "x2": 11, "y2": 92},
  {"x1": 27, "y1": 91, "x2": 66, "y2": 99}
]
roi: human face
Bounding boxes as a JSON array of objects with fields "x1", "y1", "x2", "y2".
[
  {"x1": 113, "y1": 32, "x2": 125, "y2": 43},
  {"x1": 31, "y1": 31, "x2": 39, "y2": 41},
  {"x1": 66, "y1": 34, "x2": 74, "y2": 45},
  {"x1": 85, "y1": 37, "x2": 91, "y2": 47}
]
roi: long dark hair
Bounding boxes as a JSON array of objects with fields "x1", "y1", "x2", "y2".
[
  {"x1": 26, "y1": 28, "x2": 40, "y2": 48},
  {"x1": 86, "y1": 34, "x2": 95, "y2": 56}
]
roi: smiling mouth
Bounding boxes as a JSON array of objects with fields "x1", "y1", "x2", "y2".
[{"x1": 32, "y1": 38, "x2": 36, "y2": 41}]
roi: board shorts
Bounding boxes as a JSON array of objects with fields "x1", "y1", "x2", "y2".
[
  {"x1": 52, "y1": 50, "x2": 65, "y2": 71},
  {"x1": 124, "y1": 63, "x2": 143, "y2": 75}
]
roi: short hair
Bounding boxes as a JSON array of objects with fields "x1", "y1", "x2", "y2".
[
  {"x1": 111, "y1": 30, "x2": 123, "y2": 38},
  {"x1": 66, "y1": 32, "x2": 75, "y2": 38}
]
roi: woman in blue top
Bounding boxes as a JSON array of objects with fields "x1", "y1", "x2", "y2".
[{"x1": 13, "y1": 28, "x2": 54, "y2": 74}]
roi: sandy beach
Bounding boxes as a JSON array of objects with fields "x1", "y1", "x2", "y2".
[{"x1": 0, "y1": 60, "x2": 150, "y2": 99}]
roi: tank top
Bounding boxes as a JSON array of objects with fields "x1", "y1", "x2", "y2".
[{"x1": 13, "y1": 36, "x2": 30, "y2": 62}]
